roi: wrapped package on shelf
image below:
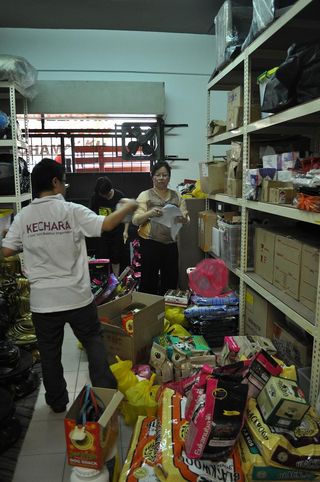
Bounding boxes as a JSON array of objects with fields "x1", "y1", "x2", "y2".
[
  {"x1": 242, "y1": 0, "x2": 295, "y2": 51},
  {"x1": 212, "y1": 0, "x2": 252, "y2": 76},
  {"x1": 0, "y1": 54, "x2": 38, "y2": 99}
]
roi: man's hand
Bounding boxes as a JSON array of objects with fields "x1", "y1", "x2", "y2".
[{"x1": 117, "y1": 198, "x2": 138, "y2": 212}]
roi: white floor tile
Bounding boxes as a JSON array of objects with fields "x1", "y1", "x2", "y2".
[
  {"x1": 13, "y1": 453, "x2": 66, "y2": 482},
  {"x1": 32, "y1": 392, "x2": 75, "y2": 421},
  {"x1": 61, "y1": 351, "x2": 81, "y2": 372},
  {"x1": 20, "y1": 420, "x2": 66, "y2": 456},
  {"x1": 75, "y1": 371, "x2": 91, "y2": 392}
]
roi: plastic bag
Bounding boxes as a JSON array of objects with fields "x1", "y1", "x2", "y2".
[
  {"x1": 110, "y1": 356, "x2": 138, "y2": 394},
  {"x1": 188, "y1": 258, "x2": 228, "y2": 297},
  {"x1": 261, "y1": 41, "x2": 320, "y2": 113},
  {"x1": 213, "y1": 0, "x2": 253, "y2": 74},
  {"x1": 121, "y1": 373, "x2": 160, "y2": 426},
  {"x1": 165, "y1": 305, "x2": 188, "y2": 327},
  {"x1": 0, "y1": 55, "x2": 38, "y2": 99}
]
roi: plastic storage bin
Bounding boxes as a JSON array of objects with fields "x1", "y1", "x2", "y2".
[
  {"x1": 0, "y1": 208, "x2": 13, "y2": 233},
  {"x1": 219, "y1": 221, "x2": 254, "y2": 269}
]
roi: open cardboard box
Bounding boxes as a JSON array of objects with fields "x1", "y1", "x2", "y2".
[
  {"x1": 98, "y1": 291, "x2": 165, "y2": 364},
  {"x1": 65, "y1": 387, "x2": 123, "y2": 470}
]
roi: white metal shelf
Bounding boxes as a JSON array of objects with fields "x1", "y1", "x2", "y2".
[
  {"x1": 207, "y1": 127, "x2": 244, "y2": 145},
  {"x1": 242, "y1": 272, "x2": 316, "y2": 335},
  {"x1": 0, "y1": 83, "x2": 31, "y2": 215},
  {"x1": 245, "y1": 200, "x2": 320, "y2": 225},
  {"x1": 247, "y1": 98, "x2": 320, "y2": 135},
  {"x1": 206, "y1": 0, "x2": 320, "y2": 405},
  {"x1": 208, "y1": 0, "x2": 315, "y2": 91},
  {"x1": 207, "y1": 193, "x2": 243, "y2": 207},
  {"x1": 0, "y1": 139, "x2": 28, "y2": 149},
  {"x1": 0, "y1": 193, "x2": 32, "y2": 204}
]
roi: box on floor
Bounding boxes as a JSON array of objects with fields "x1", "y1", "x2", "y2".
[
  {"x1": 98, "y1": 291, "x2": 165, "y2": 364},
  {"x1": 65, "y1": 387, "x2": 123, "y2": 470}
]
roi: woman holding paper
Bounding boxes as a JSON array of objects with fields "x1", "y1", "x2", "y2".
[{"x1": 132, "y1": 161, "x2": 189, "y2": 295}]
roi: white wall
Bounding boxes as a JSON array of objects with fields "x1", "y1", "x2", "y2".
[{"x1": 0, "y1": 28, "x2": 227, "y2": 187}]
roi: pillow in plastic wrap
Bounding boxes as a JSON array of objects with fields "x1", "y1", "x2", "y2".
[
  {"x1": 0, "y1": 55, "x2": 38, "y2": 99},
  {"x1": 242, "y1": 0, "x2": 296, "y2": 51}
]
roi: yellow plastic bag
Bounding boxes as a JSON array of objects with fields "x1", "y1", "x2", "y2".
[
  {"x1": 121, "y1": 373, "x2": 160, "y2": 426},
  {"x1": 165, "y1": 323, "x2": 191, "y2": 337},
  {"x1": 165, "y1": 305, "x2": 188, "y2": 328},
  {"x1": 110, "y1": 356, "x2": 138, "y2": 394}
]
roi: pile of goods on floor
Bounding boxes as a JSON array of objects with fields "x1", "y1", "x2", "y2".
[
  {"x1": 65, "y1": 257, "x2": 320, "y2": 482},
  {"x1": 0, "y1": 255, "x2": 40, "y2": 454}
]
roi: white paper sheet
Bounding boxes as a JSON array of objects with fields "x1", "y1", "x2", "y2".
[{"x1": 150, "y1": 203, "x2": 183, "y2": 240}]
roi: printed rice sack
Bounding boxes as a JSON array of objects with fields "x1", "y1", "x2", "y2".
[{"x1": 247, "y1": 398, "x2": 320, "y2": 471}]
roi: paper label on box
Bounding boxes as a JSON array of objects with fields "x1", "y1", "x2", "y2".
[
  {"x1": 246, "y1": 292, "x2": 254, "y2": 305},
  {"x1": 200, "y1": 163, "x2": 208, "y2": 177}
]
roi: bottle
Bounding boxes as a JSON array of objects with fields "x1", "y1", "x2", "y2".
[{"x1": 70, "y1": 466, "x2": 109, "y2": 482}]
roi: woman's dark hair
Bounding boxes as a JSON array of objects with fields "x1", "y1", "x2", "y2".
[
  {"x1": 150, "y1": 161, "x2": 171, "y2": 178},
  {"x1": 94, "y1": 176, "x2": 113, "y2": 196},
  {"x1": 31, "y1": 158, "x2": 64, "y2": 197}
]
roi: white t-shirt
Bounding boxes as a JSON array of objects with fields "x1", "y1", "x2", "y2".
[{"x1": 3, "y1": 194, "x2": 105, "y2": 313}]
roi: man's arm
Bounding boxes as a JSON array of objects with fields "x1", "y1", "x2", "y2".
[{"x1": 102, "y1": 198, "x2": 137, "y2": 232}]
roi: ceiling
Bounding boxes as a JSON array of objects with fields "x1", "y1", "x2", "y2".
[{"x1": 2, "y1": 0, "x2": 225, "y2": 35}]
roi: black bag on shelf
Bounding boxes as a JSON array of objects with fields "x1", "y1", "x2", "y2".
[
  {"x1": 261, "y1": 40, "x2": 320, "y2": 113},
  {"x1": 0, "y1": 152, "x2": 30, "y2": 195}
]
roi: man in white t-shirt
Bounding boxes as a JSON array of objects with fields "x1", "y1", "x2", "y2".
[{"x1": 1, "y1": 158, "x2": 137, "y2": 413}]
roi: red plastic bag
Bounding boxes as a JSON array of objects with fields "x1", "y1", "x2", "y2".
[{"x1": 188, "y1": 258, "x2": 228, "y2": 297}]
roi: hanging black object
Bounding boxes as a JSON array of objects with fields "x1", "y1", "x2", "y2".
[
  {"x1": 0, "y1": 152, "x2": 30, "y2": 195},
  {"x1": 261, "y1": 40, "x2": 320, "y2": 113},
  {"x1": 122, "y1": 123, "x2": 160, "y2": 161}
]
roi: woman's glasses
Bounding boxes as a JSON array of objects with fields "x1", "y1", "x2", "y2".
[{"x1": 154, "y1": 173, "x2": 169, "y2": 178}]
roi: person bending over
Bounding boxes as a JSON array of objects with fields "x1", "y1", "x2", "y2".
[{"x1": 90, "y1": 176, "x2": 129, "y2": 276}]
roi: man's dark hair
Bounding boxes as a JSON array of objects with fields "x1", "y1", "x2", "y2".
[
  {"x1": 31, "y1": 158, "x2": 64, "y2": 197},
  {"x1": 150, "y1": 161, "x2": 171, "y2": 178},
  {"x1": 95, "y1": 176, "x2": 113, "y2": 196}
]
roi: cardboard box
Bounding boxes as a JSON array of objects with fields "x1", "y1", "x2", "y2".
[
  {"x1": 273, "y1": 234, "x2": 302, "y2": 300},
  {"x1": 226, "y1": 106, "x2": 243, "y2": 131},
  {"x1": 199, "y1": 161, "x2": 226, "y2": 195},
  {"x1": 254, "y1": 227, "x2": 276, "y2": 284},
  {"x1": 244, "y1": 287, "x2": 284, "y2": 338},
  {"x1": 257, "y1": 376, "x2": 309, "y2": 430},
  {"x1": 261, "y1": 180, "x2": 293, "y2": 202},
  {"x1": 226, "y1": 178, "x2": 242, "y2": 198},
  {"x1": 269, "y1": 187, "x2": 295, "y2": 205},
  {"x1": 198, "y1": 211, "x2": 217, "y2": 252},
  {"x1": 299, "y1": 243, "x2": 320, "y2": 311},
  {"x1": 65, "y1": 387, "x2": 123, "y2": 470},
  {"x1": 272, "y1": 321, "x2": 312, "y2": 368},
  {"x1": 98, "y1": 292, "x2": 165, "y2": 364}
]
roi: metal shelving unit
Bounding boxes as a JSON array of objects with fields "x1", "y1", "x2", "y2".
[
  {"x1": 0, "y1": 82, "x2": 31, "y2": 213},
  {"x1": 207, "y1": 0, "x2": 320, "y2": 405}
]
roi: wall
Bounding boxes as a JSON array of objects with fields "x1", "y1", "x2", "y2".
[{"x1": 0, "y1": 28, "x2": 227, "y2": 188}]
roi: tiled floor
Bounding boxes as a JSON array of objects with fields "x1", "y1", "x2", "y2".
[{"x1": 12, "y1": 324, "x2": 133, "y2": 482}]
